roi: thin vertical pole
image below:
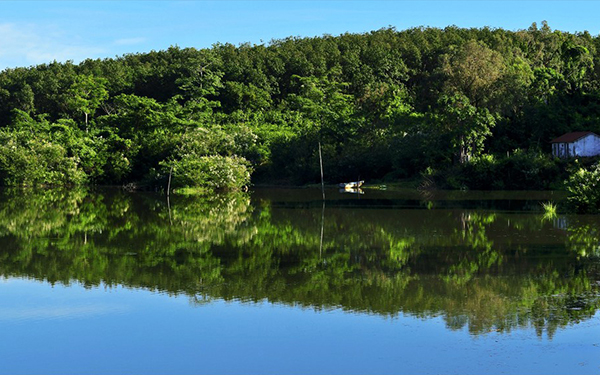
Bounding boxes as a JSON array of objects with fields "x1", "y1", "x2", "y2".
[
  {"x1": 319, "y1": 141, "x2": 325, "y2": 200},
  {"x1": 167, "y1": 195, "x2": 172, "y2": 226},
  {"x1": 167, "y1": 165, "x2": 174, "y2": 197},
  {"x1": 167, "y1": 165, "x2": 174, "y2": 225},
  {"x1": 319, "y1": 200, "x2": 325, "y2": 259}
]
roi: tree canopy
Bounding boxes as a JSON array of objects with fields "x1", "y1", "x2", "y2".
[{"x1": 0, "y1": 23, "x2": 599, "y2": 189}]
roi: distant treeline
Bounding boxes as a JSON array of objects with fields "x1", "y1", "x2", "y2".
[{"x1": 0, "y1": 22, "x2": 599, "y2": 189}]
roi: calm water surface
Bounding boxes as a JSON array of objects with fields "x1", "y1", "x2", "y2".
[{"x1": 0, "y1": 187, "x2": 599, "y2": 374}]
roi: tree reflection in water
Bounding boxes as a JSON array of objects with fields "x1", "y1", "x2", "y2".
[{"x1": 0, "y1": 187, "x2": 598, "y2": 337}]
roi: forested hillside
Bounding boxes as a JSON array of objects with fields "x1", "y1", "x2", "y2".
[{"x1": 1, "y1": 22, "x2": 599, "y2": 190}]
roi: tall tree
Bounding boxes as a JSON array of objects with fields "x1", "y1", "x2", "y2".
[
  {"x1": 438, "y1": 94, "x2": 496, "y2": 163},
  {"x1": 67, "y1": 75, "x2": 109, "y2": 129},
  {"x1": 440, "y1": 40, "x2": 505, "y2": 108}
]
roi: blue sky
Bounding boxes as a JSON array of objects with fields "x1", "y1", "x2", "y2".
[{"x1": 1, "y1": 1, "x2": 599, "y2": 70}]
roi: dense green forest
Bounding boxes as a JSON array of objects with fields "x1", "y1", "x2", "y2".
[{"x1": 1, "y1": 22, "x2": 599, "y2": 190}]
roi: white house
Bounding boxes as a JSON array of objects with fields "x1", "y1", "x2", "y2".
[{"x1": 550, "y1": 131, "x2": 600, "y2": 158}]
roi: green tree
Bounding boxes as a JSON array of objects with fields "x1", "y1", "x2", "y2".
[
  {"x1": 440, "y1": 40, "x2": 505, "y2": 108},
  {"x1": 438, "y1": 94, "x2": 496, "y2": 163},
  {"x1": 67, "y1": 74, "x2": 109, "y2": 129}
]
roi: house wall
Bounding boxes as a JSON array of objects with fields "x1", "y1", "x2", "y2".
[
  {"x1": 552, "y1": 142, "x2": 568, "y2": 158},
  {"x1": 552, "y1": 134, "x2": 600, "y2": 158},
  {"x1": 573, "y1": 135, "x2": 600, "y2": 156}
]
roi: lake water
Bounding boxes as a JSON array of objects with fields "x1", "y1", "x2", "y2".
[{"x1": 0, "y1": 187, "x2": 599, "y2": 374}]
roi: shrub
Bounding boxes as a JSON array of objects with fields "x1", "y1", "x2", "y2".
[
  {"x1": 164, "y1": 154, "x2": 252, "y2": 192},
  {"x1": 0, "y1": 133, "x2": 87, "y2": 186},
  {"x1": 565, "y1": 163, "x2": 600, "y2": 213},
  {"x1": 463, "y1": 154, "x2": 502, "y2": 189},
  {"x1": 459, "y1": 150, "x2": 564, "y2": 190},
  {"x1": 499, "y1": 150, "x2": 560, "y2": 189}
]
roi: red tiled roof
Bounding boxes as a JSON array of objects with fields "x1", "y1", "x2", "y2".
[{"x1": 550, "y1": 131, "x2": 598, "y2": 143}]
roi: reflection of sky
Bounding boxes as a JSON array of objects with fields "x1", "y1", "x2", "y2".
[
  {"x1": 0, "y1": 277, "x2": 599, "y2": 374},
  {"x1": 0, "y1": 305, "x2": 128, "y2": 322},
  {"x1": 0, "y1": 278, "x2": 132, "y2": 322}
]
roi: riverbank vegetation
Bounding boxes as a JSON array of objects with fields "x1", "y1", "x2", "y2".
[{"x1": 1, "y1": 22, "x2": 600, "y2": 190}]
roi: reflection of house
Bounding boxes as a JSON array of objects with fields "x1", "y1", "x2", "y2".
[
  {"x1": 553, "y1": 216, "x2": 567, "y2": 231},
  {"x1": 550, "y1": 131, "x2": 600, "y2": 158}
]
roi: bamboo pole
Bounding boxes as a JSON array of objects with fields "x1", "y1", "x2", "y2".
[
  {"x1": 319, "y1": 200, "x2": 325, "y2": 259},
  {"x1": 167, "y1": 165, "x2": 174, "y2": 225},
  {"x1": 318, "y1": 141, "x2": 325, "y2": 200},
  {"x1": 167, "y1": 165, "x2": 174, "y2": 197}
]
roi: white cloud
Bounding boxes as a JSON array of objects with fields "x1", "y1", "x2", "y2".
[
  {"x1": 114, "y1": 37, "x2": 146, "y2": 46},
  {"x1": 0, "y1": 23, "x2": 106, "y2": 69}
]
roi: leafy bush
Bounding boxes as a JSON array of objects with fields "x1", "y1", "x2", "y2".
[
  {"x1": 500, "y1": 150, "x2": 562, "y2": 189},
  {"x1": 461, "y1": 154, "x2": 502, "y2": 189},
  {"x1": 459, "y1": 150, "x2": 564, "y2": 190},
  {"x1": 565, "y1": 163, "x2": 600, "y2": 213},
  {"x1": 164, "y1": 154, "x2": 252, "y2": 192},
  {"x1": 0, "y1": 133, "x2": 87, "y2": 186}
]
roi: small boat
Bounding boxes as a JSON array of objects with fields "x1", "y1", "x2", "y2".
[{"x1": 338, "y1": 180, "x2": 364, "y2": 189}]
